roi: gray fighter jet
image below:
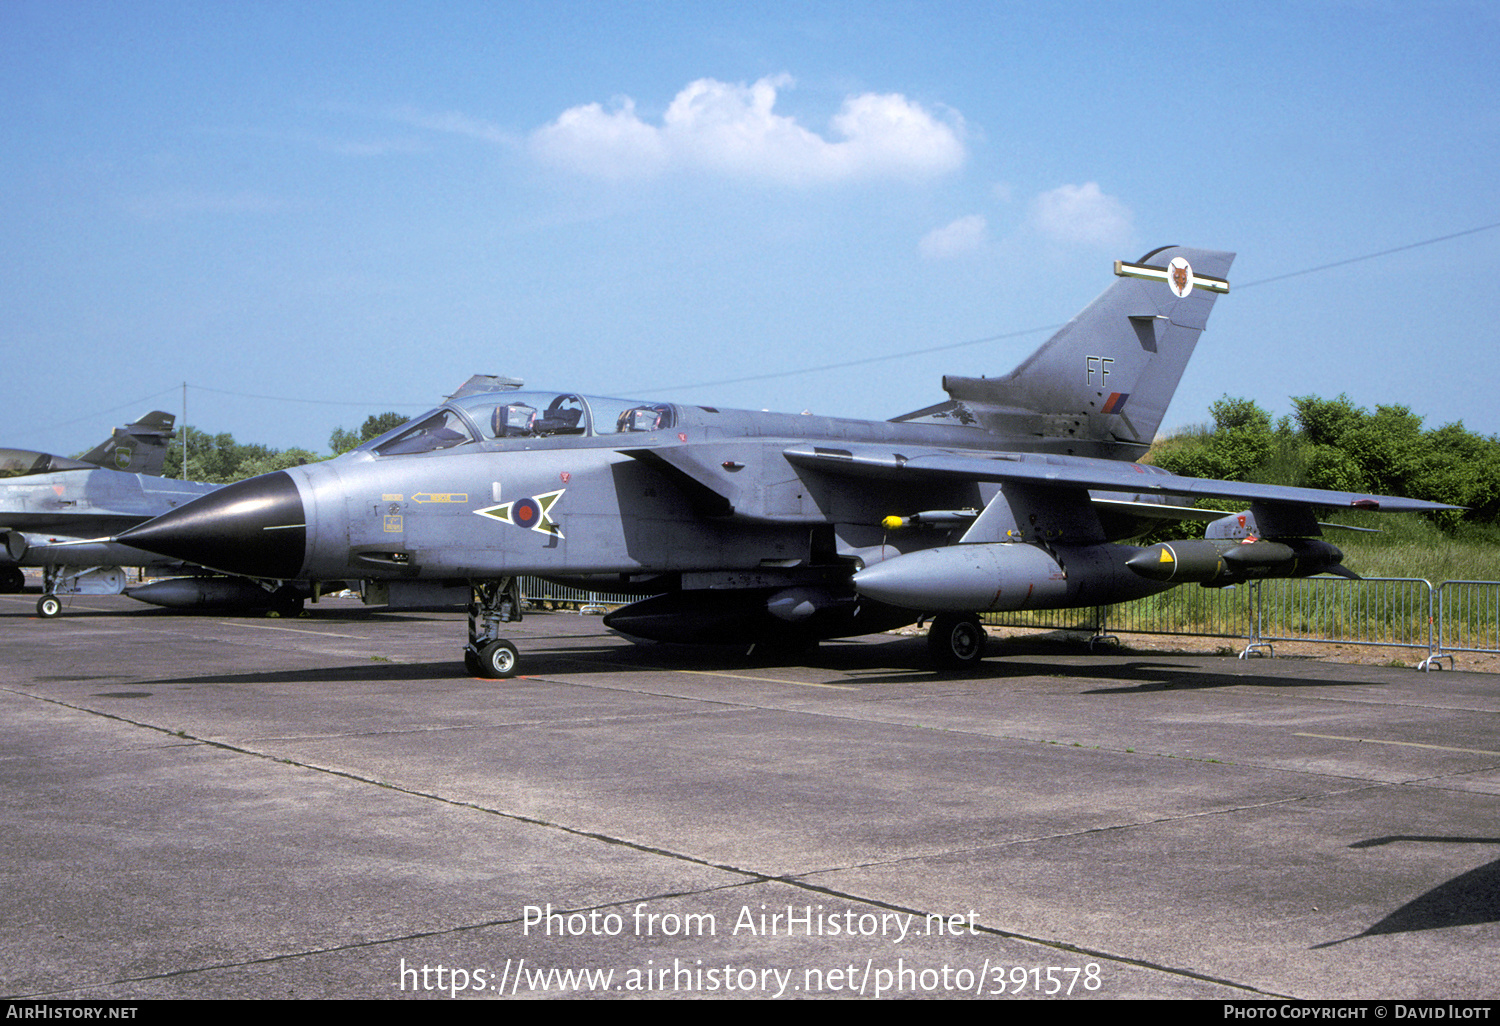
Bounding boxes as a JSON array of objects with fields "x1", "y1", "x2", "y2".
[
  {"x1": 5, "y1": 378, "x2": 530, "y2": 617},
  {"x1": 0, "y1": 412, "x2": 235, "y2": 614},
  {"x1": 116, "y1": 247, "x2": 1455, "y2": 676}
]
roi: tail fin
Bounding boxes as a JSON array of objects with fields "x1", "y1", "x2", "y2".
[
  {"x1": 79, "y1": 411, "x2": 177, "y2": 475},
  {"x1": 894, "y1": 246, "x2": 1234, "y2": 460}
]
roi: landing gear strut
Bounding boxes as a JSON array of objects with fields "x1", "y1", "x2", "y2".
[
  {"x1": 32, "y1": 565, "x2": 126, "y2": 618},
  {"x1": 927, "y1": 612, "x2": 988, "y2": 669},
  {"x1": 37, "y1": 565, "x2": 63, "y2": 618},
  {"x1": 465, "y1": 577, "x2": 523, "y2": 678}
]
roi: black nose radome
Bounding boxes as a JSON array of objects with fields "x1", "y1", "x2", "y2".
[{"x1": 118, "y1": 471, "x2": 307, "y2": 580}]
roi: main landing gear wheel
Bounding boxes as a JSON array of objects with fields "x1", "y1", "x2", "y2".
[
  {"x1": 0, "y1": 566, "x2": 23, "y2": 593},
  {"x1": 269, "y1": 585, "x2": 303, "y2": 619},
  {"x1": 37, "y1": 594, "x2": 62, "y2": 618},
  {"x1": 928, "y1": 612, "x2": 987, "y2": 669},
  {"x1": 473, "y1": 639, "x2": 519, "y2": 679}
]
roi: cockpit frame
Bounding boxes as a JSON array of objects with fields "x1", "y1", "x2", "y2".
[{"x1": 366, "y1": 392, "x2": 677, "y2": 457}]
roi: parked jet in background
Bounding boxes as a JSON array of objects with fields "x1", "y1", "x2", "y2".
[
  {"x1": 0, "y1": 412, "x2": 335, "y2": 616},
  {"x1": 3, "y1": 381, "x2": 528, "y2": 617},
  {"x1": 76, "y1": 409, "x2": 178, "y2": 475},
  {"x1": 0, "y1": 412, "x2": 224, "y2": 614},
  {"x1": 116, "y1": 247, "x2": 1456, "y2": 675}
]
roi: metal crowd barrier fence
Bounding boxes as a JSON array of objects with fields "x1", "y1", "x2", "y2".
[
  {"x1": 984, "y1": 583, "x2": 1255, "y2": 647},
  {"x1": 1247, "y1": 577, "x2": 1437, "y2": 665},
  {"x1": 1434, "y1": 580, "x2": 1500, "y2": 664},
  {"x1": 980, "y1": 605, "x2": 1100, "y2": 634},
  {"x1": 521, "y1": 573, "x2": 1500, "y2": 670},
  {"x1": 520, "y1": 577, "x2": 636, "y2": 612},
  {"x1": 987, "y1": 577, "x2": 1469, "y2": 669},
  {"x1": 1107, "y1": 584, "x2": 1256, "y2": 642}
]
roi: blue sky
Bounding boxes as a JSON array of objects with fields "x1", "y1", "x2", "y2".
[{"x1": 4, "y1": 1, "x2": 1497, "y2": 457}]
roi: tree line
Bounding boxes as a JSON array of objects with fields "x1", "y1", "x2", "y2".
[
  {"x1": 161, "y1": 412, "x2": 407, "y2": 484},
  {"x1": 1146, "y1": 394, "x2": 1500, "y2": 528}
]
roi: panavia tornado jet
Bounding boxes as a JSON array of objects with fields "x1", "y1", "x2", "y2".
[{"x1": 115, "y1": 247, "x2": 1454, "y2": 676}]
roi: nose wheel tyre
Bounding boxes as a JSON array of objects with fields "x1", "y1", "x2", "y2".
[
  {"x1": 473, "y1": 639, "x2": 520, "y2": 679},
  {"x1": 37, "y1": 594, "x2": 62, "y2": 618},
  {"x1": 928, "y1": 613, "x2": 987, "y2": 668}
]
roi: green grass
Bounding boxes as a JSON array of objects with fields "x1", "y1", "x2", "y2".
[
  {"x1": 1332, "y1": 514, "x2": 1500, "y2": 583},
  {"x1": 982, "y1": 509, "x2": 1500, "y2": 647},
  {"x1": 986, "y1": 514, "x2": 1500, "y2": 644}
]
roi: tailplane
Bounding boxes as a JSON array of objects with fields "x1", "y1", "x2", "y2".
[
  {"x1": 79, "y1": 411, "x2": 177, "y2": 475},
  {"x1": 894, "y1": 246, "x2": 1234, "y2": 459}
]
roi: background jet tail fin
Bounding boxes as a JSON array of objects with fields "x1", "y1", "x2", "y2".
[
  {"x1": 79, "y1": 411, "x2": 177, "y2": 476},
  {"x1": 894, "y1": 246, "x2": 1234, "y2": 460}
]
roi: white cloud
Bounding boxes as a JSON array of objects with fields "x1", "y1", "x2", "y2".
[
  {"x1": 919, "y1": 214, "x2": 988, "y2": 259},
  {"x1": 530, "y1": 96, "x2": 670, "y2": 179},
  {"x1": 530, "y1": 75, "x2": 965, "y2": 185},
  {"x1": 1029, "y1": 182, "x2": 1133, "y2": 247}
]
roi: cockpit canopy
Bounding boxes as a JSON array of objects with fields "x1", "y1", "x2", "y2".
[
  {"x1": 369, "y1": 392, "x2": 677, "y2": 457},
  {"x1": 0, "y1": 449, "x2": 95, "y2": 479}
]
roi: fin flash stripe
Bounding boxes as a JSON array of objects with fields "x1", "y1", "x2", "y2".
[{"x1": 1114, "y1": 259, "x2": 1230, "y2": 294}]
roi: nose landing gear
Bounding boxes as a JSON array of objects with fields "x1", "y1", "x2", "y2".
[{"x1": 465, "y1": 577, "x2": 523, "y2": 678}]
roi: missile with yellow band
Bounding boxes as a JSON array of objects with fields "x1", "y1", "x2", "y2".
[
  {"x1": 1125, "y1": 537, "x2": 1352, "y2": 586},
  {"x1": 881, "y1": 509, "x2": 980, "y2": 530}
]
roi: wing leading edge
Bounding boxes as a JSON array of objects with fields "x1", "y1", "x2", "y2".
[{"x1": 782, "y1": 442, "x2": 1458, "y2": 516}]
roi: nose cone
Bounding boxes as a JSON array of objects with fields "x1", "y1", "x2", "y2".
[
  {"x1": 1124, "y1": 544, "x2": 1176, "y2": 582},
  {"x1": 118, "y1": 471, "x2": 307, "y2": 579}
]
